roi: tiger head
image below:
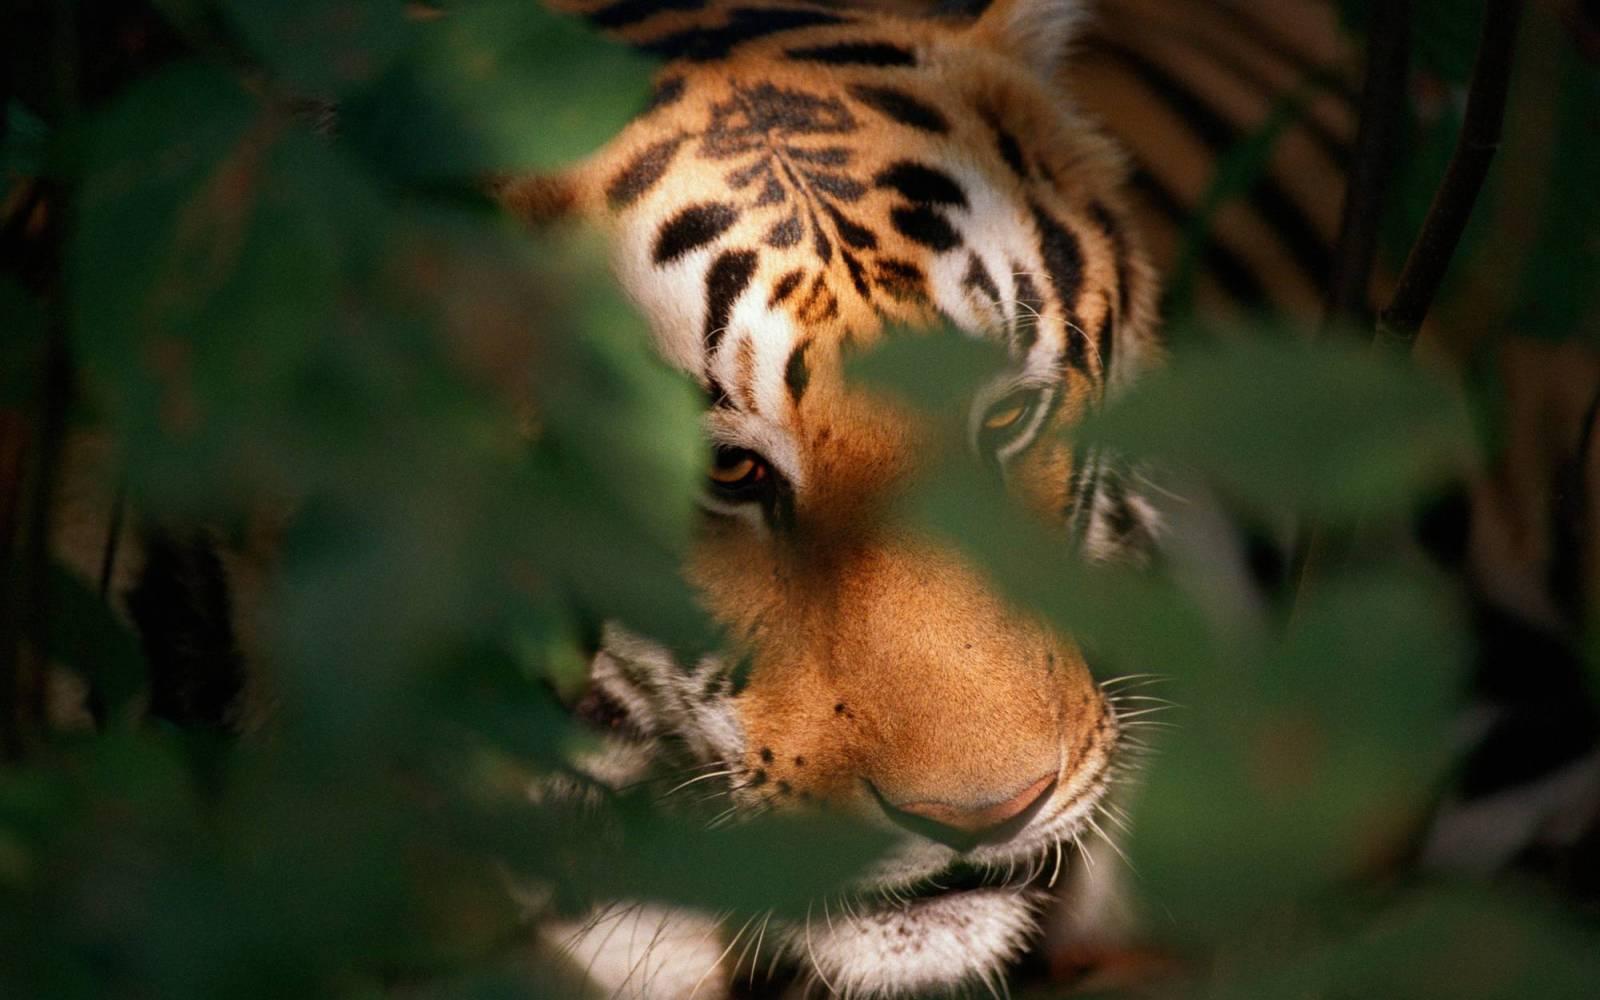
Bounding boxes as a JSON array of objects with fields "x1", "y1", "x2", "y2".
[{"x1": 506, "y1": 0, "x2": 1163, "y2": 994}]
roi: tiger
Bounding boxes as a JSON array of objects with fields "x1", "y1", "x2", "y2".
[
  {"x1": 494, "y1": 0, "x2": 1168, "y2": 995},
  {"x1": 26, "y1": 0, "x2": 1600, "y2": 996}
]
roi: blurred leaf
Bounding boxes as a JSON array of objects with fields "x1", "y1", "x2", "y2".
[
  {"x1": 1337, "y1": 0, "x2": 1479, "y2": 83},
  {"x1": 1206, "y1": 888, "x2": 1600, "y2": 1000},
  {"x1": 1129, "y1": 572, "x2": 1462, "y2": 941},
  {"x1": 47, "y1": 562, "x2": 148, "y2": 720},
  {"x1": 1, "y1": 98, "x2": 48, "y2": 175},
  {"x1": 220, "y1": 0, "x2": 419, "y2": 98},
  {"x1": 1508, "y1": 45, "x2": 1600, "y2": 345},
  {"x1": 1080, "y1": 337, "x2": 1474, "y2": 519},
  {"x1": 468, "y1": 794, "x2": 893, "y2": 920},
  {"x1": 341, "y1": 1, "x2": 657, "y2": 179},
  {"x1": 846, "y1": 323, "x2": 1009, "y2": 415},
  {"x1": 0, "y1": 278, "x2": 43, "y2": 406}
]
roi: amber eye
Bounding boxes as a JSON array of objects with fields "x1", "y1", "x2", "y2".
[
  {"x1": 982, "y1": 401, "x2": 1028, "y2": 431},
  {"x1": 707, "y1": 447, "x2": 770, "y2": 499}
]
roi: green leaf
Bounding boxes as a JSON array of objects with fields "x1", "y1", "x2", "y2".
[
  {"x1": 1128, "y1": 572, "x2": 1463, "y2": 941},
  {"x1": 46, "y1": 562, "x2": 149, "y2": 721},
  {"x1": 340, "y1": 1, "x2": 657, "y2": 179},
  {"x1": 0, "y1": 279, "x2": 43, "y2": 407},
  {"x1": 846, "y1": 323, "x2": 1009, "y2": 416},
  {"x1": 219, "y1": 0, "x2": 419, "y2": 98},
  {"x1": 1210, "y1": 889, "x2": 1600, "y2": 1000},
  {"x1": 1080, "y1": 337, "x2": 1474, "y2": 519}
]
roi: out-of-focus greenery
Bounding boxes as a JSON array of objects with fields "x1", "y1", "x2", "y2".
[{"x1": 2, "y1": 2, "x2": 1599, "y2": 1000}]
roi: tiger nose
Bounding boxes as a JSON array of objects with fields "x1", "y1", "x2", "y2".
[{"x1": 871, "y1": 771, "x2": 1059, "y2": 850}]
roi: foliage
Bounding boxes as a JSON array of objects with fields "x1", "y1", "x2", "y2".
[{"x1": 3, "y1": 2, "x2": 1599, "y2": 1000}]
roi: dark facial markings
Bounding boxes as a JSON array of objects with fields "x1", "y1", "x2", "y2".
[
  {"x1": 655, "y1": 201, "x2": 742, "y2": 263},
  {"x1": 645, "y1": 75, "x2": 689, "y2": 115},
  {"x1": 705, "y1": 83, "x2": 872, "y2": 271},
  {"x1": 586, "y1": 0, "x2": 708, "y2": 32},
  {"x1": 963, "y1": 252, "x2": 1002, "y2": 310},
  {"x1": 608, "y1": 133, "x2": 689, "y2": 209},
  {"x1": 704, "y1": 249, "x2": 760, "y2": 352},
  {"x1": 845, "y1": 84, "x2": 950, "y2": 134},
  {"x1": 785, "y1": 41, "x2": 917, "y2": 67},
  {"x1": 874, "y1": 258, "x2": 925, "y2": 302},
  {"x1": 785, "y1": 338, "x2": 812, "y2": 404},
  {"x1": 875, "y1": 160, "x2": 968, "y2": 254},
  {"x1": 891, "y1": 205, "x2": 961, "y2": 252},
  {"x1": 769, "y1": 267, "x2": 806, "y2": 307},
  {"x1": 873, "y1": 162, "x2": 969, "y2": 207},
  {"x1": 1029, "y1": 201, "x2": 1094, "y2": 379},
  {"x1": 642, "y1": 7, "x2": 852, "y2": 63}
]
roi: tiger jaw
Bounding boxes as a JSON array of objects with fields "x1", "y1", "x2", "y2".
[{"x1": 571, "y1": 630, "x2": 1124, "y2": 997}]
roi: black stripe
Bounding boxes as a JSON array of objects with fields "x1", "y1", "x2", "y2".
[
  {"x1": 846, "y1": 84, "x2": 949, "y2": 133},
  {"x1": 769, "y1": 267, "x2": 806, "y2": 306},
  {"x1": 824, "y1": 203, "x2": 878, "y2": 250},
  {"x1": 787, "y1": 145, "x2": 851, "y2": 166},
  {"x1": 607, "y1": 134, "x2": 688, "y2": 209},
  {"x1": 842, "y1": 250, "x2": 871, "y2": 297},
  {"x1": 645, "y1": 75, "x2": 688, "y2": 112},
  {"x1": 588, "y1": 0, "x2": 707, "y2": 32},
  {"x1": 655, "y1": 201, "x2": 740, "y2": 264},
  {"x1": 873, "y1": 161, "x2": 968, "y2": 207},
  {"x1": 643, "y1": 7, "x2": 849, "y2": 62},
  {"x1": 962, "y1": 252, "x2": 1001, "y2": 305},
  {"x1": 785, "y1": 339, "x2": 812, "y2": 403},
  {"x1": 765, "y1": 211, "x2": 804, "y2": 248},
  {"x1": 785, "y1": 41, "x2": 916, "y2": 66},
  {"x1": 1096, "y1": 309, "x2": 1115, "y2": 382},
  {"x1": 891, "y1": 205, "x2": 961, "y2": 252},
  {"x1": 1101, "y1": 43, "x2": 1332, "y2": 291},
  {"x1": 875, "y1": 258, "x2": 926, "y2": 302},
  {"x1": 809, "y1": 205, "x2": 833, "y2": 263},
  {"x1": 1029, "y1": 201, "x2": 1090, "y2": 374},
  {"x1": 1129, "y1": 169, "x2": 1269, "y2": 307},
  {"x1": 704, "y1": 249, "x2": 759, "y2": 352},
  {"x1": 802, "y1": 169, "x2": 867, "y2": 202},
  {"x1": 991, "y1": 123, "x2": 1028, "y2": 178},
  {"x1": 1100, "y1": 471, "x2": 1139, "y2": 541}
]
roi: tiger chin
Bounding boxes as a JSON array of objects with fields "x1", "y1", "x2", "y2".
[{"x1": 509, "y1": 0, "x2": 1165, "y2": 996}]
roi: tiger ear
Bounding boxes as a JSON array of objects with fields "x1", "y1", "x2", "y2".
[
  {"x1": 489, "y1": 170, "x2": 586, "y2": 228},
  {"x1": 969, "y1": 0, "x2": 1092, "y2": 79}
]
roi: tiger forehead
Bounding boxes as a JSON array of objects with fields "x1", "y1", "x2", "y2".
[
  {"x1": 606, "y1": 63, "x2": 981, "y2": 329},
  {"x1": 590, "y1": 19, "x2": 1141, "y2": 426}
]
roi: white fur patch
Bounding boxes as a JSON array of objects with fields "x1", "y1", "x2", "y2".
[
  {"x1": 792, "y1": 888, "x2": 1045, "y2": 998},
  {"x1": 546, "y1": 904, "x2": 733, "y2": 1000}
]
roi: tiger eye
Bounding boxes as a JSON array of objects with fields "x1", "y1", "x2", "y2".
[
  {"x1": 982, "y1": 404, "x2": 1027, "y2": 431},
  {"x1": 710, "y1": 456, "x2": 761, "y2": 484}
]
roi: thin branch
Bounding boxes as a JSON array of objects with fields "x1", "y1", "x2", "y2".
[
  {"x1": 1376, "y1": 0, "x2": 1526, "y2": 351},
  {"x1": 1291, "y1": 0, "x2": 1414, "y2": 608},
  {"x1": 1322, "y1": 0, "x2": 1412, "y2": 332}
]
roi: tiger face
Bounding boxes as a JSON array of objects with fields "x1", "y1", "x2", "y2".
[{"x1": 509, "y1": 0, "x2": 1164, "y2": 994}]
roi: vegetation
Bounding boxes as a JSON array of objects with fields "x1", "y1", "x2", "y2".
[{"x1": 2, "y1": 1, "x2": 1598, "y2": 997}]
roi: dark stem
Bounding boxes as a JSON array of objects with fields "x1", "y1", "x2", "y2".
[
  {"x1": 1376, "y1": 0, "x2": 1526, "y2": 351},
  {"x1": 1322, "y1": 0, "x2": 1412, "y2": 332},
  {"x1": 1291, "y1": 0, "x2": 1414, "y2": 608}
]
